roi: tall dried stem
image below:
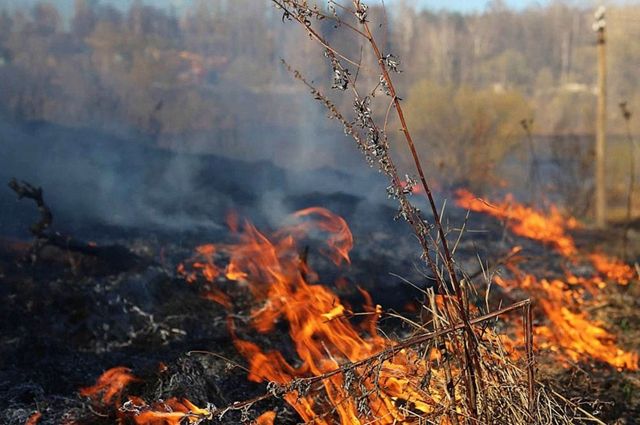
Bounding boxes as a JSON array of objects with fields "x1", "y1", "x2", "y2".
[{"x1": 272, "y1": 0, "x2": 482, "y2": 415}]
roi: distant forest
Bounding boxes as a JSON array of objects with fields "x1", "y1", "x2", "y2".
[{"x1": 0, "y1": 1, "x2": 639, "y2": 169}]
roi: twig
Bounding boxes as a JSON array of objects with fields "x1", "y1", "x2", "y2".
[
  {"x1": 524, "y1": 301, "x2": 535, "y2": 415},
  {"x1": 8, "y1": 178, "x2": 53, "y2": 237},
  {"x1": 548, "y1": 389, "x2": 606, "y2": 425}
]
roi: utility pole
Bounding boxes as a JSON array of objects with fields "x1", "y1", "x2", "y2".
[{"x1": 593, "y1": 6, "x2": 607, "y2": 228}]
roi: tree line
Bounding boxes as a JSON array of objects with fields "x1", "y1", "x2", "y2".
[{"x1": 0, "y1": 0, "x2": 638, "y2": 182}]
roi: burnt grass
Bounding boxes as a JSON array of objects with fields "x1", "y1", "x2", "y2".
[{"x1": 0, "y1": 236, "x2": 280, "y2": 424}]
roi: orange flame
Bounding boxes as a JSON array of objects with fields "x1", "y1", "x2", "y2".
[
  {"x1": 499, "y1": 271, "x2": 638, "y2": 370},
  {"x1": 177, "y1": 244, "x2": 232, "y2": 309},
  {"x1": 78, "y1": 370, "x2": 212, "y2": 424},
  {"x1": 589, "y1": 253, "x2": 635, "y2": 286},
  {"x1": 289, "y1": 207, "x2": 353, "y2": 266},
  {"x1": 175, "y1": 200, "x2": 638, "y2": 424},
  {"x1": 182, "y1": 208, "x2": 448, "y2": 423},
  {"x1": 24, "y1": 412, "x2": 41, "y2": 425},
  {"x1": 255, "y1": 411, "x2": 277, "y2": 425},
  {"x1": 79, "y1": 367, "x2": 139, "y2": 405},
  {"x1": 127, "y1": 397, "x2": 211, "y2": 425},
  {"x1": 455, "y1": 189, "x2": 578, "y2": 256},
  {"x1": 457, "y1": 190, "x2": 638, "y2": 370}
]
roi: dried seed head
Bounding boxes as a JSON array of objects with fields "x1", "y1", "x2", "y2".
[
  {"x1": 379, "y1": 75, "x2": 391, "y2": 96},
  {"x1": 325, "y1": 50, "x2": 350, "y2": 91},
  {"x1": 342, "y1": 367, "x2": 356, "y2": 391},
  {"x1": 403, "y1": 175, "x2": 418, "y2": 195},
  {"x1": 353, "y1": 96, "x2": 371, "y2": 125},
  {"x1": 355, "y1": 3, "x2": 368, "y2": 23},
  {"x1": 356, "y1": 394, "x2": 372, "y2": 417},
  {"x1": 383, "y1": 54, "x2": 401, "y2": 73},
  {"x1": 239, "y1": 404, "x2": 251, "y2": 422}
]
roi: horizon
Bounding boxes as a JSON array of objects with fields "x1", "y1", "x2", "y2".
[{"x1": 3, "y1": 0, "x2": 637, "y2": 16}]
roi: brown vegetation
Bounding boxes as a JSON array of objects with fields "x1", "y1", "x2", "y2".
[{"x1": 1, "y1": 1, "x2": 639, "y2": 171}]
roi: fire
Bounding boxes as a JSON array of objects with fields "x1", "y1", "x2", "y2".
[
  {"x1": 126, "y1": 397, "x2": 212, "y2": 425},
  {"x1": 458, "y1": 190, "x2": 638, "y2": 370},
  {"x1": 497, "y1": 271, "x2": 638, "y2": 370},
  {"x1": 80, "y1": 370, "x2": 213, "y2": 424},
  {"x1": 126, "y1": 199, "x2": 636, "y2": 423},
  {"x1": 455, "y1": 189, "x2": 636, "y2": 287},
  {"x1": 181, "y1": 208, "x2": 449, "y2": 423},
  {"x1": 255, "y1": 411, "x2": 277, "y2": 425},
  {"x1": 589, "y1": 253, "x2": 635, "y2": 285},
  {"x1": 24, "y1": 412, "x2": 41, "y2": 425},
  {"x1": 289, "y1": 207, "x2": 354, "y2": 266},
  {"x1": 79, "y1": 366, "x2": 139, "y2": 405},
  {"x1": 178, "y1": 244, "x2": 232, "y2": 309},
  {"x1": 180, "y1": 244, "x2": 221, "y2": 283},
  {"x1": 455, "y1": 188, "x2": 578, "y2": 256}
]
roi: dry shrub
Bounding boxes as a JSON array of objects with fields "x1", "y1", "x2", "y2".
[{"x1": 404, "y1": 80, "x2": 531, "y2": 189}]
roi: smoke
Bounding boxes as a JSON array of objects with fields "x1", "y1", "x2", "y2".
[
  {"x1": 0, "y1": 120, "x2": 230, "y2": 238},
  {"x1": 0, "y1": 0, "x2": 403, "y2": 242},
  {"x1": 0, "y1": 113, "x2": 391, "y2": 241}
]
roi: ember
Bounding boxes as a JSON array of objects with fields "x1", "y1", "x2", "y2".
[{"x1": 24, "y1": 412, "x2": 41, "y2": 425}]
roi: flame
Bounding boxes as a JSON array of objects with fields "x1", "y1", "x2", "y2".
[
  {"x1": 79, "y1": 369, "x2": 213, "y2": 424},
  {"x1": 457, "y1": 190, "x2": 638, "y2": 370},
  {"x1": 499, "y1": 271, "x2": 638, "y2": 370},
  {"x1": 126, "y1": 397, "x2": 211, "y2": 425},
  {"x1": 173, "y1": 199, "x2": 637, "y2": 423},
  {"x1": 177, "y1": 244, "x2": 232, "y2": 309},
  {"x1": 321, "y1": 303, "x2": 347, "y2": 321},
  {"x1": 456, "y1": 189, "x2": 636, "y2": 287},
  {"x1": 255, "y1": 411, "x2": 277, "y2": 425},
  {"x1": 290, "y1": 207, "x2": 353, "y2": 266},
  {"x1": 181, "y1": 208, "x2": 450, "y2": 423},
  {"x1": 24, "y1": 412, "x2": 41, "y2": 425},
  {"x1": 589, "y1": 253, "x2": 635, "y2": 285},
  {"x1": 80, "y1": 367, "x2": 139, "y2": 405},
  {"x1": 455, "y1": 189, "x2": 577, "y2": 256}
]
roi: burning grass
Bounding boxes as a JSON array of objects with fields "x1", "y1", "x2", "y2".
[
  {"x1": 71, "y1": 208, "x2": 584, "y2": 424},
  {"x1": 455, "y1": 189, "x2": 638, "y2": 371},
  {"x1": 454, "y1": 188, "x2": 579, "y2": 257},
  {"x1": 79, "y1": 367, "x2": 139, "y2": 406}
]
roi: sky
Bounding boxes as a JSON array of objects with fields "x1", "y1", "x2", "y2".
[
  {"x1": 2, "y1": 0, "x2": 637, "y2": 16},
  {"x1": 0, "y1": 0, "x2": 563, "y2": 14},
  {"x1": 405, "y1": 0, "x2": 550, "y2": 12}
]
